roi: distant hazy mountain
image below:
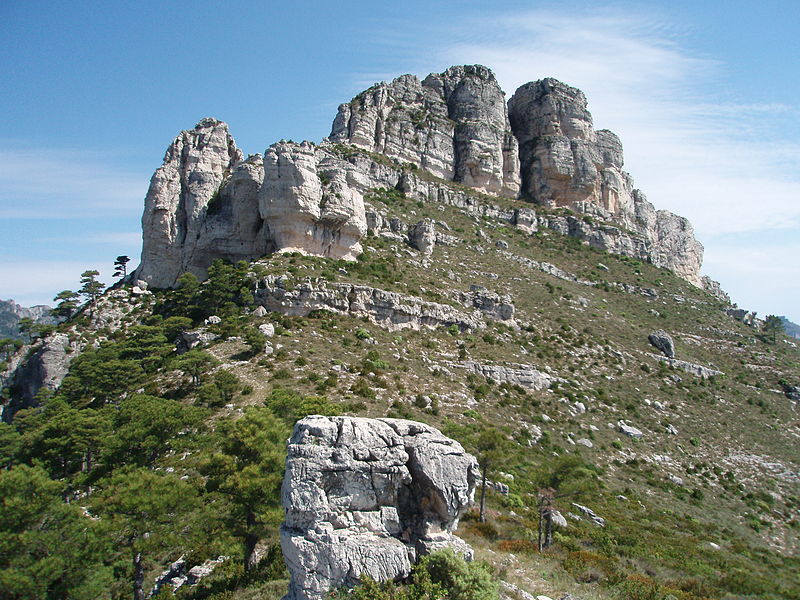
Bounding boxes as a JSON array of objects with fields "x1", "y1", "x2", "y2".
[
  {"x1": 780, "y1": 316, "x2": 800, "y2": 339},
  {"x1": 0, "y1": 299, "x2": 55, "y2": 339}
]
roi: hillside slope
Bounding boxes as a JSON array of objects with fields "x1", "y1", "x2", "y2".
[{"x1": 1, "y1": 66, "x2": 798, "y2": 600}]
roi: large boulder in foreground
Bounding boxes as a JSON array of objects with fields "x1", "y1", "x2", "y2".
[{"x1": 281, "y1": 416, "x2": 479, "y2": 600}]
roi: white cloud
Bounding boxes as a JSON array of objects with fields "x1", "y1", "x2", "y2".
[
  {"x1": 429, "y1": 7, "x2": 800, "y2": 319},
  {"x1": 0, "y1": 261, "x2": 97, "y2": 306},
  {"x1": 0, "y1": 147, "x2": 147, "y2": 218}
]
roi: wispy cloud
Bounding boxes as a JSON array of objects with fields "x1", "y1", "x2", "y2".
[
  {"x1": 0, "y1": 147, "x2": 147, "y2": 218},
  {"x1": 0, "y1": 260, "x2": 99, "y2": 306},
  {"x1": 424, "y1": 7, "x2": 799, "y2": 319}
]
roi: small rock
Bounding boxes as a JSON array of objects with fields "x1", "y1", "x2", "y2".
[
  {"x1": 205, "y1": 315, "x2": 222, "y2": 325},
  {"x1": 597, "y1": 263, "x2": 609, "y2": 271},
  {"x1": 618, "y1": 420, "x2": 643, "y2": 438},
  {"x1": 576, "y1": 438, "x2": 593, "y2": 448},
  {"x1": 551, "y1": 510, "x2": 568, "y2": 528},
  {"x1": 252, "y1": 305, "x2": 268, "y2": 317},
  {"x1": 648, "y1": 329, "x2": 675, "y2": 358},
  {"x1": 495, "y1": 240, "x2": 509, "y2": 249},
  {"x1": 666, "y1": 424, "x2": 678, "y2": 435},
  {"x1": 571, "y1": 503, "x2": 605, "y2": 527},
  {"x1": 258, "y1": 323, "x2": 275, "y2": 337},
  {"x1": 408, "y1": 219, "x2": 436, "y2": 255}
]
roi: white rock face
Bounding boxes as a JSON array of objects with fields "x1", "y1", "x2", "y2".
[
  {"x1": 136, "y1": 67, "x2": 707, "y2": 290},
  {"x1": 446, "y1": 360, "x2": 555, "y2": 391},
  {"x1": 408, "y1": 219, "x2": 437, "y2": 255},
  {"x1": 508, "y1": 79, "x2": 704, "y2": 286},
  {"x1": 139, "y1": 118, "x2": 245, "y2": 287},
  {"x1": 331, "y1": 65, "x2": 520, "y2": 197},
  {"x1": 253, "y1": 276, "x2": 516, "y2": 332},
  {"x1": 2, "y1": 333, "x2": 77, "y2": 421},
  {"x1": 281, "y1": 416, "x2": 479, "y2": 600},
  {"x1": 260, "y1": 142, "x2": 367, "y2": 261}
]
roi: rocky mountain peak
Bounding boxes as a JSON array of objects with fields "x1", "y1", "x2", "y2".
[
  {"x1": 138, "y1": 118, "x2": 246, "y2": 287},
  {"x1": 135, "y1": 65, "x2": 709, "y2": 290},
  {"x1": 330, "y1": 64, "x2": 521, "y2": 198}
]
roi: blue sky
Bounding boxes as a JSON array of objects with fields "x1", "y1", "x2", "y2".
[{"x1": 1, "y1": 0, "x2": 798, "y2": 322}]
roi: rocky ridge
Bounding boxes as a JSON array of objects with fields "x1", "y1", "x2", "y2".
[
  {"x1": 135, "y1": 65, "x2": 712, "y2": 293},
  {"x1": 253, "y1": 276, "x2": 515, "y2": 332},
  {"x1": 0, "y1": 299, "x2": 56, "y2": 340}
]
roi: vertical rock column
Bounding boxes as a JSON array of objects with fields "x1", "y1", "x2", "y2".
[{"x1": 138, "y1": 118, "x2": 243, "y2": 288}]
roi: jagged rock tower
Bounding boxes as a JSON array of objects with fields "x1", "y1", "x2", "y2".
[{"x1": 136, "y1": 65, "x2": 705, "y2": 289}]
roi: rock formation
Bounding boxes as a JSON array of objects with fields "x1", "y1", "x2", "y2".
[
  {"x1": 281, "y1": 416, "x2": 479, "y2": 600},
  {"x1": 0, "y1": 299, "x2": 56, "y2": 339},
  {"x1": 138, "y1": 118, "x2": 247, "y2": 288},
  {"x1": 648, "y1": 330, "x2": 676, "y2": 358},
  {"x1": 508, "y1": 78, "x2": 704, "y2": 285},
  {"x1": 260, "y1": 142, "x2": 367, "y2": 261},
  {"x1": 254, "y1": 276, "x2": 515, "y2": 332},
  {"x1": 330, "y1": 65, "x2": 520, "y2": 198},
  {"x1": 1, "y1": 333, "x2": 78, "y2": 422},
  {"x1": 136, "y1": 65, "x2": 709, "y2": 291}
]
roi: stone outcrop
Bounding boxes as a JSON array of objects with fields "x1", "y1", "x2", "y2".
[
  {"x1": 508, "y1": 78, "x2": 704, "y2": 286},
  {"x1": 136, "y1": 66, "x2": 707, "y2": 290},
  {"x1": 261, "y1": 142, "x2": 367, "y2": 261},
  {"x1": 0, "y1": 299, "x2": 56, "y2": 339},
  {"x1": 446, "y1": 360, "x2": 555, "y2": 391},
  {"x1": 1, "y1": 333, "x2": 78, "y2": 422},
  {"x1": 650, "y1": 354, "x2": 723, "y2": 379},
  {"x1": 281, "y1": 416, "x2": 479, "y2": 600},
  {"x1": 648, "y1": 330, "x2": 676, "y2": 358},
  {"x1": 254, "y1": 276, "x2": 516, "y2": 332},
  {"x1": 331, "y1": 65, "x2": 520, "y2": 198},
  {"x1": 138, "y1": 118, "x2": 246, "y2": 288},
  {"x1": 408, "y1": 219, "x2": 437, "y2": 255}
]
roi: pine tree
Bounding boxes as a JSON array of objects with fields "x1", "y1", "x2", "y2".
[
  {"x1": 474, "y1": 427, "x2": 509, "y2": 523},
  {"x1": 93, "y1": 468, "x2": 197, "y2": 600},
  {"x1": 52, "y1": 289, "x2": 79, "y2": 319},
  {"x1": 79, "y1": 270, "x2": 105, "y2": 310},
  {"x1": 113, "y1": 255, "x2": 130, "y2": 279},
  {"x1": 202, "y1": 406, "x2": 288, "y2": 571},
  {"x1": 764, "y1": 315, "x2": 784, "y2": 345}
]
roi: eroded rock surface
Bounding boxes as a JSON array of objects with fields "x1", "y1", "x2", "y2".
[
  {"x1": 254, "y1": 276, "x2": 516, "y2": 332},
  {"x1": 446, "y1": 360, "x2": 555, "y2": 391},
  {"x1": 508, "y1": 78, "x2": 704, "y2": 286},
  {"x1": 1, "y1": 333, "x2": 78, "y2": 422},
  {"x1": 136, "y1": 66, "x2": 709, "y2": 290},
  {"x1": 281, "y1": 416, "x2": 479, "y2": 600},
  {"x1": 331, "y1": 65, "x2": 520, "y2": 197},
  {"x1": 138, "y1": 118, "x2": 246, "y2": 288},
  {"x1": 648, "y1": 330, "x2": 676, "y2": 358},
  {"x1": 261, "y1": 142, "x2": 367, "y2": 261}
]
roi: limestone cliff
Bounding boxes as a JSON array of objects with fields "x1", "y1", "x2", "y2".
[
  {"x1": 508, "y1": 78, "x2": 704, "y2": 285},
  {"x1": 330, "y1": 65, "x2": 520, "y2": 198},
  {"x1": 138, "y1": 118, "x2": 245, "y2": 288},
  {"x1": 136, "y1": 65, "x2": 707, "y2": 290}
]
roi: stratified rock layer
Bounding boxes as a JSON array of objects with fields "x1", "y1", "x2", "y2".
[
  {"x1": 254, "y1": 276, "x2": 515, "y2": 332},
  {"x1": 331, "y1": 65, "x2": 520, "y2": 198},
  {"x1": 281, "y1": 416, "x2": 479, "y2": 600}
]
